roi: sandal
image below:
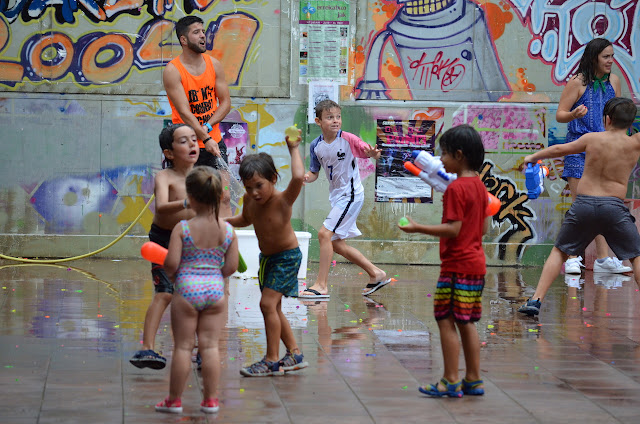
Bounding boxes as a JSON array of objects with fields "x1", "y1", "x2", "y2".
[
  {"x1": 462, "y1": 378, "x2": 484, "y2": 395},
  {"x1": 418, "y1": 378, "x2": 463, "y2": 398}
]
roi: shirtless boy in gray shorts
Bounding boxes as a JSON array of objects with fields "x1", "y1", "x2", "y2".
[{"x1": 518, "y1": 97, "x2": 640, "y2": 315}]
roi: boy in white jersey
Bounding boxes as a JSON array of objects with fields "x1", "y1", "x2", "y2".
[{"x1": 302, "y1": 100, "x2": 390, "y2": 299}]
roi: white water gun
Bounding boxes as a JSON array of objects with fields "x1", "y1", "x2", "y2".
[{"x1": 403, "y1": 150, "x2": 457, "y2": 193}]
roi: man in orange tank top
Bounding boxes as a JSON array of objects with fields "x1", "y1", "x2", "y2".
[{"x1": 164, "y1": 15, "x2": 231, "y2": 169}]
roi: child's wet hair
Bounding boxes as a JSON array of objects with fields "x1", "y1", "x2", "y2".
[
  {"x1": 159, "y1": 123, "x2": 189, "y2": 169},
  {"x1": 315, "y1": 99, "x2": 340, "y2": 119},
  {"x1": 603, "y1": 97, "x2": 637, "y2": 130},
  {"x1": 186, "y1": 166, "x2": 222, "y2": 220},
  {"x1": 439, "y1": 124, "x2": 485, "y2": 172},
  {"x1": 239, "y1": 153, "x2": 279, "y2": 183}
]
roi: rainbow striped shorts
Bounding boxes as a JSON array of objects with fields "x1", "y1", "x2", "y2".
[{"x1": 434, "y1": 272, "x2": 484, "y2": 323}]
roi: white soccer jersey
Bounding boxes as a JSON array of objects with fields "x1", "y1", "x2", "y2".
[{"x1": 309, "y1": 130, "x2": 368, "y2": 205}]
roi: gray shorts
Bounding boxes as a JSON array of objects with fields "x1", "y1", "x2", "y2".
[{"x1": 555, "y1": 195, "x2": 640, "y2": 260}]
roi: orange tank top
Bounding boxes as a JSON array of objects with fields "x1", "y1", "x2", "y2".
[{"x1": 168, "y1": 55, "x2": 222, "y2": 148}]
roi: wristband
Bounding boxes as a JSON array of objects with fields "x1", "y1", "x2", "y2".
[
  {"x1": 202, "y1": 137, "x2": 212, "y2": 144},
  {"x1": 203, "y1": 122, "x2": 213, "y2": 132},
  {"x1": 183, "y1": 199, "x2": 189, "y2": 209}
]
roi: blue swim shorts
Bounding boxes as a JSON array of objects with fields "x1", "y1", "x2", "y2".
[{"x1": 258, "y1": 247, "x2": 302, "y2": 297}]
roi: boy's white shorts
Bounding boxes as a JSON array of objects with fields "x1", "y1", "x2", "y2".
[{"x1": 323, "y1": 195, "x2": 363, "y2": 241}]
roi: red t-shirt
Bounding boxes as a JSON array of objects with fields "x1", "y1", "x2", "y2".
[{"x1": 439, "y1": 176, "x2": 487, "y2": 274}]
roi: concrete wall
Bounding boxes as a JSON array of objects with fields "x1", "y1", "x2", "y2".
[{"x1": 1, "y1": 1, "x2": 639, "y2": 266}]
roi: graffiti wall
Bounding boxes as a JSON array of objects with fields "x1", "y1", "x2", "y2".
[{"x1": 1, "y1": 0, "x2": 639, "y2": 266}]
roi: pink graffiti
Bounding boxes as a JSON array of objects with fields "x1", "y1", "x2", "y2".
[
  {"x1": 408, "y1": 51, "x2": 466, "y2": 92},
  {"x1": 453, "y1": 105, "x2": 547, "y2": 150}
]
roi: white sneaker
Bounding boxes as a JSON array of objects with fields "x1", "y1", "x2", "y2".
[
  {"x1": 564, "y1": 274, "x2": 582, "y2": 288},
  {"x1": 564, "y1": 256, "x2": 584, "y2": 274},
  {"x1": 593, "y1": 257, "x2": 632, "y2": 273},
  {"x1": 594, "y1": 272, "x2": 630, "y2": 289}
]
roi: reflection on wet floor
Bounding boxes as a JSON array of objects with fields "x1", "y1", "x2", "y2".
[{"x1": 1, "y1": 259, "x2": 640, "y2": 423}]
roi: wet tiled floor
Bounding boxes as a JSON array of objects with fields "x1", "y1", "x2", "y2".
[{"x1": 1, "y1": 259, "x2": 640, "y2": 423}]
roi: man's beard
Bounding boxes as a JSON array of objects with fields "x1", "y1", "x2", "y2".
[{"x1": 187, "y1": 39, "x2": 206, "y2": 54}]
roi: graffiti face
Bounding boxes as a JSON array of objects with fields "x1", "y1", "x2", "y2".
[{"x1": 357, "y1": 0, "x2": 510, "y2": 101}]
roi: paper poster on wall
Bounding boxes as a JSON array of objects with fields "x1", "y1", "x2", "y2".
[
  {"x1": 308, "y1": 80, "x2": 339, "y2": 123},
  {"x1": 374, "y1": 119, "x2": 437, "y2": 203},
  {"x1": 299, "y1": 0, "x2": 350, "y2": 84}
]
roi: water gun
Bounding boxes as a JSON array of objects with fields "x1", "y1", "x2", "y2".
[
  {"x1": 524, "y1": 161, "x2": 549, "y2": 199},
  {"x1": 403, "y1": 150, "x2": 457, "y2": 193},
  {"x1": 141, "y1": 241, "x2": 248, "y2": 273},
  {"x1": 403, "y1": 150, "x2": 501, "y2": 216}
]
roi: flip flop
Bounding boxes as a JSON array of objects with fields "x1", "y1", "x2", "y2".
[
  {"x1": 362, "y1": 278, "x2": 391, "y2": 295},
  {"x1": 298, "y1": 289, "x2": 330, "y2": 299}
]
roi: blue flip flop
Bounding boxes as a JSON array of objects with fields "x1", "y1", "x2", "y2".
[{"x1": 418, "y1": 378, "x2": 463, "y2": 398}]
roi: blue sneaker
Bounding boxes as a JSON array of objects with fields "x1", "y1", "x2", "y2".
[
  {"x1": 279, "y1": 351, "x2": 308, "y2": 372},
  {"x1": 518, "y1": 298, "x2": 541, "y2": 316},
  {"x1": 239, "y1": 357, "x2": 284, "y2": 377},
  {"x1": 130, "y1": 349, "x2": 166, "y2": 369}
]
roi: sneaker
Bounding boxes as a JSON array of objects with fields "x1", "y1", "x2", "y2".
[
  {"x1": 593, "y1": 257, "x2": 632, "y2": 274},
  {"x1": 155, "y1": 397, "x2": 182, "y2": 413},
  {"x1": 200, "y1": 398, "x2": 219, "y2": 414},
  {"x1": 278, "y1": 351, "x2": 308, "y2": 372},
  {"x1": 564, "y1": 256, "x2": 583, "y2": 274},
  {"x1": 239, "y1": 357, "x2": 284, "y2": 377},
  {"x1": 594, "y1": 272, "x2": 630, "y2": 289},
  {"x1": 130, "y1": 349, "x2": 166, "y2": 369},
  {"x1": 518, "y1": 298, "x2": 541, "y2": 316}
]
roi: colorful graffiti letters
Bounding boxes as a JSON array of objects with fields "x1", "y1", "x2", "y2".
[
  {"x1": 480, "y1": 160, "x2": 535, "y2": 260},
  {"x1": 513, "y1": 0, "x2": 640, "y2": 96},
  {"x1": 0, "y1": 13, "x2": 258, "y2": 87}
]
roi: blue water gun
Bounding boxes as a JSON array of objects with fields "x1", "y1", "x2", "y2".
[{"x1": 525, "y1": 161, "x2": 549, "y2": 199}]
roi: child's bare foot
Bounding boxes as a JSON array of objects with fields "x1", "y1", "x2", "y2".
[{"x1": 368, "y1": 269, "x2": 387, "y2": 285}]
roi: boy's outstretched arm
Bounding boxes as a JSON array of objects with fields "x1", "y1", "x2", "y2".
[
  {"x1": 524, "y1": 134, "x2": 589, "y2": 164},
  {"x1": 398, "y1": 217, "x2": 462, "y2": 238},
  {"x1": 283, "y1": 131, "x2": 304, "y2": 205}
]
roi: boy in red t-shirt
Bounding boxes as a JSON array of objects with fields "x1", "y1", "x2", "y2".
[{"x1": 399, "y1": 124, "x2": 490, "y2": 398}]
